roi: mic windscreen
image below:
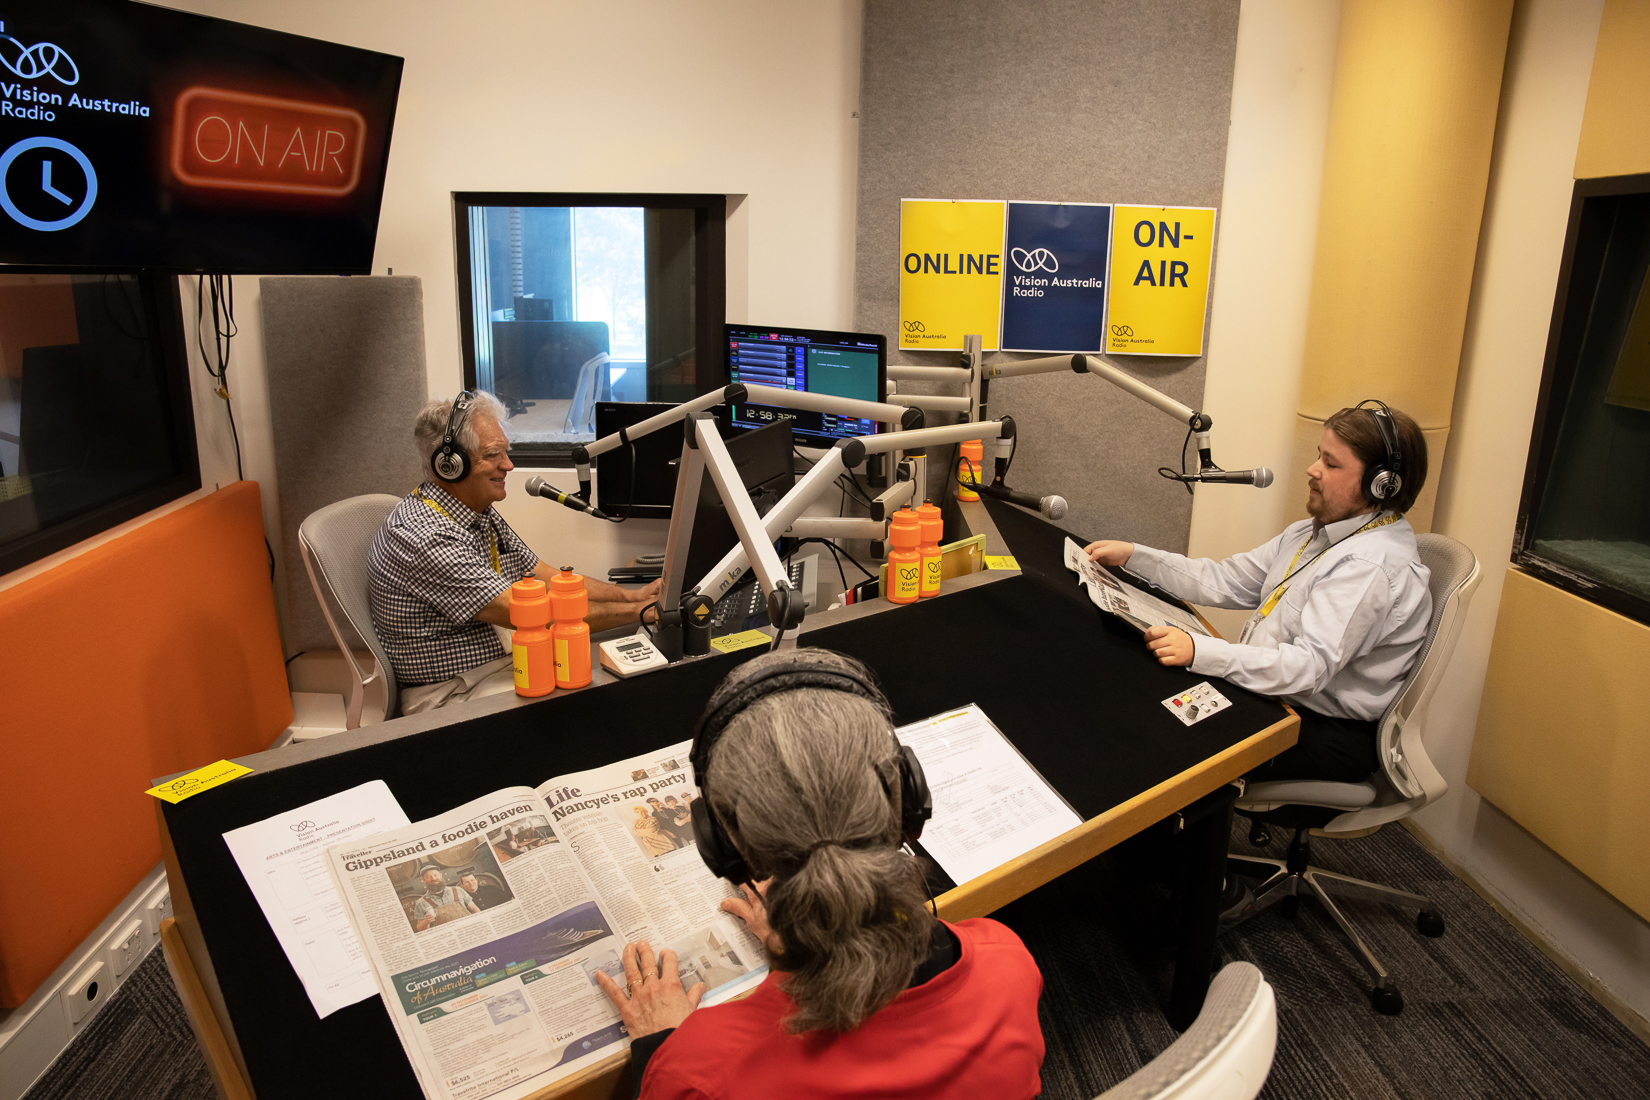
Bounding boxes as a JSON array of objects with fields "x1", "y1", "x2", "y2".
[
  {"x1": 1252, "y1": 467, "x2": 1274, "y2": 489},
  {"x1": 1043, "y1": 495, "x2": 1068, "y2": 521},
  {"x1": 524, "y1": 475, "x2": 546, "y2": 495}
]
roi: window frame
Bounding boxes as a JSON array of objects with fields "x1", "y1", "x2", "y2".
[
  {"x1": 0, "y1": 270, "x2": 202, "y2": 576},
  {"x1": 451, "y1": 191, "x2": 727, "y2": 467},
  {"x1": 1512, "y1": 172, "x2": 1650, "y2": 626}
]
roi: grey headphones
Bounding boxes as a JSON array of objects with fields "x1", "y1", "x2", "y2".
[{"x1": 432, "y1": 392, "x2": 475, "y2": 483}]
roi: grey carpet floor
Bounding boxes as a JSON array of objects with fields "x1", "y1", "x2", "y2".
[{"x1": 25, "y1": 820, "x2": 1650, "y2": 1099}]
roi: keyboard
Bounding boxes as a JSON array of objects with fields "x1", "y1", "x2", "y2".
[{"x1": 709, "y1": 557, "x2": 818, "y2": 634}]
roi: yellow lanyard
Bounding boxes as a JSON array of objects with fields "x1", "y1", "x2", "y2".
[
  {"x1": 1255, "y1": 512, "x2": 1400, "y2": 619},
  {"x1": 416, "y1": 491, "x2": 501, "y2": 575}
]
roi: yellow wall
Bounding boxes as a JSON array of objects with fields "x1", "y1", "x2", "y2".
[
  {"x1": 1292, "y1": 0, "x2": 1513, "y2": 532},
  {"x1": 1468, "y1": 569, "x2": 1650, "y2": 921},
  {"x1": 1575, "y1": 0, "x2": 1650, "y2": 178}
]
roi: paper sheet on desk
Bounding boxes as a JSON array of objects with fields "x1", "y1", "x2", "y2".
[
  {"x1": 222, "y1": 781, "x2": 410, "y2": 1018},
  {"x1": 895, "y1": 704, "x2": 1082, "y2": 888}
]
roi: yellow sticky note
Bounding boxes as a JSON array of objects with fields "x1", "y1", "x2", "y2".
[
  {"x1": 710, "y1": 629, "x2": 771, "y2": 654},
  {"x1": 984, "y1": 555, "x2": 1020, "y2": 571},
  {"x1": 146, "y1": 759, "x2": 254, "y2": 804},
  {"x1": 1106, "y1": 205, "x2": 1217, "y2": 356},
  {"x1": 899, "y1": 199, "x2": 1007, "y2": 351}
]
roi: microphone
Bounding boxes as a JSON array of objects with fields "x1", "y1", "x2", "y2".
[
  {"x1": 1187, "y1": 467, "x2": 1274, "y2": 487},
  {"x1": 523, "y1": 476, "x2": 614, "y2": 520},
  {"x1": 972, "y1": 481, "x2": 1068, "y2": 521}
]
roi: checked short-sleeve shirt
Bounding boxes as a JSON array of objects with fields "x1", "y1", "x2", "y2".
[{"x1": 368, "y1": 482, "x2": 539, "y2": 687}]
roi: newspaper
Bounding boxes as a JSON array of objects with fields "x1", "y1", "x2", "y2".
[
  {"x1": 325, "y1": 742, "x2": 768, "y2": 1100},
  {"x1": 1063, "y1": 537, "x2": 1210, "y2": 637}
]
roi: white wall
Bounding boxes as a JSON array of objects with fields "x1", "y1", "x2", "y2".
[
  {"x1": 1420, "y1": 0, "x2": 1650, "y2": 1023},
  {"x1": 164, "y1": 0, "x2": 866, "y2": 588}
]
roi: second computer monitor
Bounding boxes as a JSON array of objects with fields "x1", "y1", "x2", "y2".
[{"x1": 725, "y1": 324, "x2": 886, "y2": 447}]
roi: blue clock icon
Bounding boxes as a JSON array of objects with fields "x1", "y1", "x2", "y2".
[{"x1": 0, "y1": 136, "x2": 98, "y2": 231}]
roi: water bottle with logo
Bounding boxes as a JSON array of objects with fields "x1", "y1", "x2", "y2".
[
  {"x1": 886, "y1": 509, "x2": 922, "y2": 604},
  {"x1": 957, "y1": 440, "x2": 983, "y2": 502},
  {"x1": 916, "y1": 501, "x2": 943, "y2": 598},
  {"x1": 549, "y1": 567, "x2": 593, "y2": 689},
  {"x1": 509, "y1": 579, "x2": 555, "y2": 698}
]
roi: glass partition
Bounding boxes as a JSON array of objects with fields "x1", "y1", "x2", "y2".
[
  {"x1": 453, "y1": 193, "x2": 725, "y2": 464},
  {"x1": 1516, "y1": 174, "x2": 1650, "y2": 624}
]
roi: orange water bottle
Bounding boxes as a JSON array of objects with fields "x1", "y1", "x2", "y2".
[
  {"x1": 886, "y1": 508, "x2": 922, "y2": 604},
  {"x1": 957, "y1": 440, "x2": 983, "y2": 501},
  {"x1": 916, "y1": 501, "x2": 943, "y2": 598},
  {"x1": 549, "y1": 567, "x2": 593, "y2": 689},
  {"x1": 510, "y1": 579, "x2": 555, "y2": 697}
]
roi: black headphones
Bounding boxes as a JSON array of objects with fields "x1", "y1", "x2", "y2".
[
  {"x1": 432, "y1": 391, "x2": 476, "y2": 483},
  {"x1": 688, "y1": 653, "x2": 932, "y2": 886},
  {"x1": 1355, "y1": 399, "x2": 1403, "y2": 505}
]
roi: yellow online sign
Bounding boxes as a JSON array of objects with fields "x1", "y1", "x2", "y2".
[
  {"x1": 1106, "y1": 205, "x2": 1217, "y2": 356},
  {"x1": 899, "y1": 199, "x2": 1006, "y2": 352},
  {"x1": 145, "y1": 759, "x2": 254, "y2": 804}
]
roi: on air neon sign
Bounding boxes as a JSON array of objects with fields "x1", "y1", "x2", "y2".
[{"x1": 170, "y1": 87, "x2": 365, "y2": 196}]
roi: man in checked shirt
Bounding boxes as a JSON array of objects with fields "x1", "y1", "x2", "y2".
[
  {"x1": 1084, "y1": 401, "x2": 1432, "y2": 785},
  {"x1": 370, "y1": 392, "x2": 660, "y2": 714}
]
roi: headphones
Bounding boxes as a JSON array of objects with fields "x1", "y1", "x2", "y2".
[
  {"x1": 688, "y1": 653, "x2": 932, "y2": 886},
  {"x1": 1355, "y1": 399, "x2": 1403, "y2": 505},
  {"x1": 432, "y1": 391, "x2": 476, "y2": 483}
]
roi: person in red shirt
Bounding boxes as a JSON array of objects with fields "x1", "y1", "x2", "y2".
[{"x1": 595, "y1": 650, "x2": 1046, "y2": 1100}]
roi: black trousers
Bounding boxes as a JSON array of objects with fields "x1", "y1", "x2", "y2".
[{"x1": 1246, "y1": 705, "x2": 1378, "y2": 783}]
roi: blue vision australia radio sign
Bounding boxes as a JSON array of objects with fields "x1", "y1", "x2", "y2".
[{"x1": 1000, "y1": 201, "x2": 1112, "y2": 353}]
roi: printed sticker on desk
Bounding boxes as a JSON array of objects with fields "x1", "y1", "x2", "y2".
[
  {"x1": 1161, "y1": 682, "x2": 1232, "y2": 727},
  {"x1": 710, "y1": 629, "x2": 771, "y2": 654},
  {"x1": 145, "y1": 759, "x2": 253, "y2": 803},
  {"x1": 984, "y1": 555, "x2": 1020, "y2": 571}
]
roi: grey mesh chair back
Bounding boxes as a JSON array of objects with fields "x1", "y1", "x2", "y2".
[
  {"x1": 298, "y1": 494, "x2": 403, "y2": 728},
  {"x1": 1096, "y1": 962, "x2": 1276, "y2": 1099}
]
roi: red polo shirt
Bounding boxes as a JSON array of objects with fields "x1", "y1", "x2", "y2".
[{"x1": 639, "y1": 918, "x2": 1044, "y2": 1100}]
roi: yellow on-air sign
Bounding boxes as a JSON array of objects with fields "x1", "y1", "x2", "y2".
[
  {"x1": 1106, "y1": 205, "x2": 1217, "y2": 356},
  {"x1": 899, "y1": 199, "x2": 1006, "y2": 351}
]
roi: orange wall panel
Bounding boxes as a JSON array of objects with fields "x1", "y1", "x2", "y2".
[{"x1": 0, "y1": 481, "x2": 290, "y2": 1007}]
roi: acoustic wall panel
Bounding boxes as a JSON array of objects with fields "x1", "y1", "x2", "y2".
[
  {"x1": 854, "y1": 0, "x2": 1240, "y2": 552},
  {"x1": 262, "y1": 276, "x2": 427, "y2": 655}
]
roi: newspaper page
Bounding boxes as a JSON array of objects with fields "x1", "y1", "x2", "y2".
[
  {"x1": 326, "y1": 742, "x2": 767, "y2": 1100},
  {"x1": 1063, "y1": 537, "x2": 1209, "y2": 637}
]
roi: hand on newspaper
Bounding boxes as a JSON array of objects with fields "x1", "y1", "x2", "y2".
[
  {"x1": 1084, "y1": 540, "x2": 1134, "y2": 567},
  {"x1": 720, "y1": 882, "x2": 781, "y2": 956},
  {"x1": 595, "y1": 940, "x2": 704, "y2": 1039},
  {"x1": 1145, "y1": 625, "x2": 1195, "y2": 666}
]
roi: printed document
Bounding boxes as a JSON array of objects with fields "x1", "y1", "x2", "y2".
[
  {"x1": 896, "y1": 704, "x2": 1082, "y2": 886},
  {"x1": 222, "y1": 780, "x2": 411, "y2": 1018},
  {"x1": 1063, "y1": 537, "x2": 1210, "y2": 636}
]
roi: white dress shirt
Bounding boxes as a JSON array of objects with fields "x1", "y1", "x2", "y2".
[{"x1": 1126, "y1": 511, "x2": 1432, "y2": 721}]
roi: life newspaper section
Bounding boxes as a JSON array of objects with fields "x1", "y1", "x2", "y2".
[
  {"x1": 1062, "y1": 537, "x2": 1210, "y2": 638},
  {"x1": 325, "y1": 742, "x2": 766, "y2": 1100}
]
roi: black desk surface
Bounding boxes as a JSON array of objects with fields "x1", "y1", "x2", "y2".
[{"x1": 161, "y1": 506, "x2": 1288, "y2": 1100}]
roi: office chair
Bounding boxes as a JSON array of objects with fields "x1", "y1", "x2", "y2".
[
  {"x1": 1096, "y1": 962, "x2": 1276, "y2": 1100},
  {"x1": 298, "y1": 494, "x2": 403, "y2": 729},
  {"x1": 1227, "y1": 533, "x2": 1482, "y2": 1016}
]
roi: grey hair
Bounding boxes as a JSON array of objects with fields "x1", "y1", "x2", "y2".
[
  {"x1": 414, "y1": 392, "x2": 508, "y2": 481},
  {"x1": 704, "y1": 650, "x2": 934, "y2": 1034}
]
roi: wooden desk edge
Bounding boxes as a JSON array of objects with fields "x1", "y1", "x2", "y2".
[{"x1": 935, "y1": 707, "x2": 1300, "y2": 922}]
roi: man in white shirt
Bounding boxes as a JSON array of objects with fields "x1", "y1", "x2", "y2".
[{"x1": 1085, "y1": 401, "x2": 1432, "y2": 783}]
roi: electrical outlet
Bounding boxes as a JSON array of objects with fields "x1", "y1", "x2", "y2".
[
  {"x1": 110, "y1": 919, "x2": 146, "y2": 978},
  {"x1": 143, "y1": 884, "x2": 173, "y2": 941},
  {"x1": 63, "y1": 959, "x2": 109, "y2": 1027}
]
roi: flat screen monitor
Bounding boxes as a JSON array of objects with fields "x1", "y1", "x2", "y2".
[
  {"x1": 0, "y1": 0, "x2": 402, "y2": 272},
  {"x1": 724, "y1": 324, "x2": 885, "y2": 447},
  {"x1": 682, "y1": 416, "x2": 794, "y2": 594},
  {"x1": 593, "y1": 401, "x2": 681, "y2": 520}
]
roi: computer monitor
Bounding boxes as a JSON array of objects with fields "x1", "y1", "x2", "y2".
[
  {"x1": 724, "y1": 324, "x2": 886, "y2": 448},
  {"x1": 593, "y1": 402, "x2": 682, "y2": 520},
  {"x1": 681, "y1": 416, "x2": 795, "y2": 594}
]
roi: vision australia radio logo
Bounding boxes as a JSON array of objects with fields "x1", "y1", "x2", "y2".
[{"x1": 1009, "y1": 245, "x2": 1103, "y2": 298}]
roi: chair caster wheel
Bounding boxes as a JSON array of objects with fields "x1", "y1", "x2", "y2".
[
  {"x1": 1248, "y1": 821, "x2": 1272, "y2": 847},
  {"x1": 1417, "y1": 910, "x2": 1445, "y2": 937},
  {"x1": 1280, "y1": 895, "x2": 1299, "y2": 919},
  {"x1": 1371, "y1": 983, "x2": 1404, "y2": 1016}
]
